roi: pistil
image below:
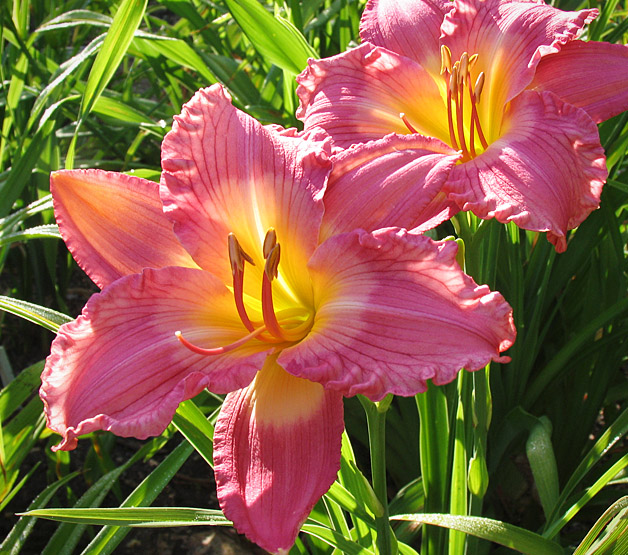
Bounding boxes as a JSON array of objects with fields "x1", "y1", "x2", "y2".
[
  {"x1": 175, "y1": 326, "x2": 269, "y2": 356},
  {"x1": 400, "y1": 113, "x2": 419, "y2": 134}
]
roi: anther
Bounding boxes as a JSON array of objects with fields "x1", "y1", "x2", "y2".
[
  {"x1": 228, "y1": 232, "x2": 256, "y2": 332},
  {"x1": 264, "y1": 244, "x2": 280, "y2": 280},
  {"x1": 459, "y1": 52, "x2": 469, "y2": 83},
  {"x1": 263, "y1": 228, "x2": 277, "y2": 259},
  {"x1": 468, "y1": 53, "x2": 479, "y2": 71},
  {"x1": 474, "y1": 72, "x2": 485, "y2": 103},
  {"x1": 440, "y1": 45, "x2": 452, "y2": 75},
  {"x1": 450, "y1": 65, "x2": 459, "y2": 97},
  {"x1": 228, "y1": 233, "x2": 254, "y2": 275}
]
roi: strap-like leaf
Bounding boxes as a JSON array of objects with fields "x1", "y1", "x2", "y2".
[
  {"x1": 392, "y1": 513, "x2": 563, "y2": 555},
  {"x1": 21, "y1": 507, "x2": 231, "y2": 527},
  {"x1": 222, "y1": 0, "x2": 316, "y2": 74},
  {"x1": 0, "y1": 295, "x2": 72, "y2": 332}
]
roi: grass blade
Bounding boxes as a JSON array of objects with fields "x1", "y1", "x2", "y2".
[{"x1": 392, "y1": 513, "x2": 563, "y2": 555}]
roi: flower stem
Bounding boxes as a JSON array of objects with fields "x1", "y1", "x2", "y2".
[
  {"x1": 359, "y1": 394, "x2": 397, "y2": 555},
  {"x1": 416, "y1": 383, "x2": 449, "y2": 555}
]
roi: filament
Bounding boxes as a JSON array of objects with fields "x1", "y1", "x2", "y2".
[{"x1": 442, "y1": 50, "x2": 489, "y2": 160}]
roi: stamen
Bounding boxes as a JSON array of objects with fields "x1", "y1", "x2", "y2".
[
  {"x1": 264, "y1": 244, "x2": 280, "y2": 280},
  {"x1": 471, "y1": 72, "x2": 489, "y2": 150},
  {"x1": 263, "y1": 228, "x2": 277, "y2": 259},
  {"x1": 474, "y1": 72, "x2": 485, "y2": 103},
  {"x1": 228, "y1": 233, "x2": 255, "y2": 332},
  {"x1": 446, "y1": 72, "x2": 459, "y2": 151},
  {"x1": 454, "y1": 66, "x2": 469, "y2": 158},
  {"x1": 452, "y1": 61, "x2": 460, "y2": 84},
  {"x1": 459, "y1": 52, "x2": 469, "y2": 83},
  {"x1": 440, "y1": 45, "x2": 452, "y2": 75},
  {"x1": 400, "y1": 112, "x2": 418, "y2": 134},
  {"x1": 261, "y1": 244, "x2": 292, "y2": 341},
  {"x1": 175, "y1": 326, "x2": 269, "y2": 356},
  {"x1": 468, "y1": 53, "x2": 479, "y2": 71},
  {"x1": 444, "y1": 52, "x2": 489, "y2": 159},
  {"x1": 228, "y1": 233, "x2": 254, "y2": 275}
]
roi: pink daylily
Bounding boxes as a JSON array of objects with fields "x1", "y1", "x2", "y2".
[
  {"x1": 297, "y1": 0, "x2": 628, "y2": 251},
  {"x1": 41, "y1": 85, "x2": 515, "y2": 553}
]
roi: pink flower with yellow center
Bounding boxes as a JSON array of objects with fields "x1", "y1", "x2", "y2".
[
  {"x1": 297, "y1": 0, "x2": 628, "y2": 251},
  {"x1": 41, "y1": 85, "x2": 515, "y2": 553}
]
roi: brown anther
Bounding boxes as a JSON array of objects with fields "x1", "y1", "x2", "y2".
[
  {"x1": 440, "y1": 45, "x2": 452, "y2": 75},
  {"x1": 459, "y1": 52, "x2": 469, "y2": 83},
  {"x1": 450, "y1": 65, "x2": 459, "y2": 97},
  {"x1": 264, "y1": 244, "x2": 281, "y2": 280},
  {"x1": 468, "y1": 53, "x2": 479, "y2": 70},
  {"x1": 474, "y1": 72, "x2": 486, "y2": 103},
  {"x1": 228, "y1": 233, "x2": 254, "y2": 275},
  {"x1": 263, "y1": 228, "x2": 277, "y2": 259}
]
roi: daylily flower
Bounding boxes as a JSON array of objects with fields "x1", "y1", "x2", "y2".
[
  {"x1": 297, "y1": 0, "x2": 628, "y2": 251},
  {"x1": 41, "y1": 84, "x2": 516, "y2": 553}
]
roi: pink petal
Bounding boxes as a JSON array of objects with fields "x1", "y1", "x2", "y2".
[
  {"x1": 320, "y1": 133, "x2": 460, "y2": 241},
  {"x1": 360, "y1": 0, "x2": 453, "y2": 75},
  {"x1": 445, "y1": 90, "x2": 607, "y2": 252},
  {"x1": 41, "y1": 266, "x2": 269, "y2": 451},
  {"x1": 51, "y1": 169, "x2": 197, "y2": 289},
  {"x1": 441, "y1": 0, "x2": 597, "y2": 119},
  {"x1": 279, "y1": 229, "x2": 516, "y2": 401},
  {"x1": 160, "y1": 84, "x2": 332, "y2": 304},
  {"x1": 214, "y1": 359, "x2": 343, "y2": 554},
  {"x1": 297, "y1": 43, "x2": 449, "y2": 148},
  {"x1": 530, "y1": 40, "x2": 628, "y2": 124}
]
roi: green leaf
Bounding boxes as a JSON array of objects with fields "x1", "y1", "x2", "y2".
[
  {"x1": 67, "y1": 0, "x2": 148, "y2": 167},
  {"x1": 301, "y1": 522, "x2": 375, "y2": 554},
  {"x1": 544, "y1": 452, "x2": 628, "y2": 539},
  {"x1": 545, "y1": 405, "x2": 628, "y2": 530},
  {"x1": 574, "y1": 496, "x2": 628, "y2": 555},
  {"x1": 171, "y1": 399, "x2": 215, "y2": 467},
  {"x1": 524, "y1": 297, "x2": 628, "y2": 407},
  {"x1": 0, "y1": 195, "x2": 53, "y2": 230},
  {"x1": 337, "y1": 431, "x2": 375, "y2": 546},
  {"x1": 0, "y1": 295, "x2": 72, "y2": 332},
  {"x1": 22, "y1": 507, "x2": 231, "y2": 527},
  {"x1": 222, "y1": 0, "x2": 316, "y2": 74},
  {"x1": 41, "y1": 441, "x2": 158, "y2": 555},
  {"x1": 525, "y1": 417, "x2": 559, "y2": 520},
  {"x1": 132, "y1": 36, "x2": 218, "y2": 87},
  {"x1": 0, "y1": 224, "x2": 61, "y2": 247},
  {"x1": 0, "y1": 471, "x2": 80, "y2": 555},
  {"x1": 37, "y1": 9, "x2": 113, "y2": 32},
  {"x1": 0, "y1": 361, "x2": 43, "y2": 421},
  {"x1": 392, "y1": 514, "x2": 563, "y2": 555},
  {"x1": 28, "y1": 35, "x2": 104, "y2": 127},
  {"x1": 416, "y1": 384, "x2": 450, "y2": 555},
  {"x1": 0, "y1": 117, "x2": 56, "y2": 217},
  {"x1": 91, "y1": 95, "x2": 154, "y2": 126},
  {"x1": 80, "y1": 439, "x2": 194, "y2": 554},
  {"x1": 324, "y1": 481, "x2": 375, "y2": 526},
  {"x1": 79, "y1": 0, "x2": 148, "y2": 120}
]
